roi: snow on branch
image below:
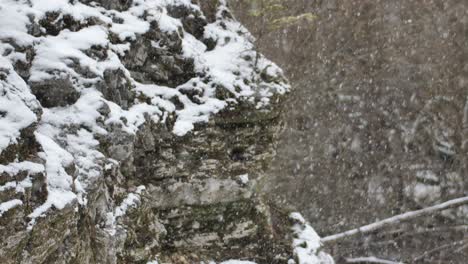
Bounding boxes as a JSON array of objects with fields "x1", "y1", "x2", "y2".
[
  {"x1": 345, "y1": 257, "x2": 403, "y2": 264},
  {"x1": 321, "y1": 196, "x2": 468, "y2": 243}
]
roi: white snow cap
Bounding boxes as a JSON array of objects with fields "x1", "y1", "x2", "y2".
[{"x1": 290, "y1": 213, "x2": 335, "y2": 264}]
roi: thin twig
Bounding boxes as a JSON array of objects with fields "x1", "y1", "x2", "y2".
[
  {"x1": 321, "y1": 196, "x2": 468, "y2": 243},
  {"x1": 413, "y1": 239, "x2": 467, "y2": 262},
  {"x1": 375, "y1": 225, "x2": 468, "y2": 243},
  {"x1": 454, "y1": 240, "x2": 468, "y2": 253},
  {"x1": 346, "y1": 256, "x2": 404, "y2": 264}
]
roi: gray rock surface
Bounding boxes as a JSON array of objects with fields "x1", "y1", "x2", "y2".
[
  {"x1": 0, "y1": 1, "x2": 302, "y2": 263},
  {"x1": 30, "y1": 78, "x2": 80, "y2": 108}
]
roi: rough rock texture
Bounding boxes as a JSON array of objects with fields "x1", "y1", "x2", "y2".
[
  {"x1": 0, "y1": 0, "x2": 321, "y2": 263},
  {"x1": 232, "y1": 0, "x2": 468, "y2": 263},
  {"x1": 30, "y1": 78, "x2": 81, "y2": 108}
]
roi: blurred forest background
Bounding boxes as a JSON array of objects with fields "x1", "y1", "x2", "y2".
[{"x1": 231, "y1": 0, "x2": 468, "y2": 263}]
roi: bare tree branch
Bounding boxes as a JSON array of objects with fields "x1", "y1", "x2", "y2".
[
  {"x1": 413, "y1": 239, "x2": 467, "y2": 262},
  {"x1": 370, "y1": 225, "x2": 468, "y2": 248},
  {"x1": 379, "y1": 225, "x2": 468, "y2": 241},
  {"x1": 321, "y1": 196, "x2": 468, "y2": 243},
  {"x1": 463, "y1": 96, "x2": 468, "y2": 132},
  {"x1": 454, "y1": 241, "x2": 468, "y2": 253},
  {"x1": 346, "y1": 256, "x2": 404, "y2": 264}
]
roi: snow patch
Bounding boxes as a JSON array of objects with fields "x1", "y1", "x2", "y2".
[
  {"x1": 105, "y1": 186, "x2": 146, "y2": 235},
  {"x1": 0, "y1": 199, "x2": 23, "y2": 217},
  {"x1": 238, "y1": 174, "x2": 249, "y2": 184},
  {"x1": 0, "y1": 56, "x2": 39, "y2": 153},
  {"x1": 290, "y1": 213, "x2": 334, "y2": 264}
]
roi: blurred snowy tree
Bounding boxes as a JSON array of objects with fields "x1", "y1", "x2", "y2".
[
  {"x1": 232, "y1": 0, "x2": 468, "y2": 262},
  {"x1": 247, "y1": 0, "x2": 316, "y2": 31}
]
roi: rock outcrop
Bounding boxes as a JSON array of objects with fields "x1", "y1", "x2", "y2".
[{"x1": 0, "y1": 1, "x2": 332, "y2": 263}]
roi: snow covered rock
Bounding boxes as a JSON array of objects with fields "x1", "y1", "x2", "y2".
[
  {"x1": 0, "y1": 0, "x2": 310, "y2": 263},
  {"x1": 290, "y1": 213, "x2": 334, "y2": 264}
]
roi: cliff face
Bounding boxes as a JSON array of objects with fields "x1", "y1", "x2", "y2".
[{"x1": 0, "y1": 1, "x2": 318, "y2": 263}]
